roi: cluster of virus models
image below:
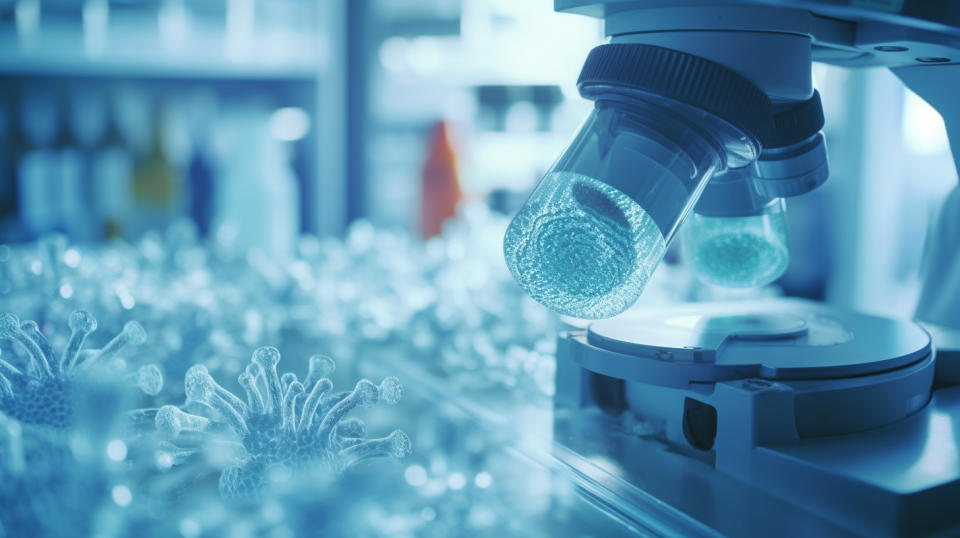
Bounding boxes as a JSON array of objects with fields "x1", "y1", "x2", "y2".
[
  {"x1": 0, "y1": 309, "x2": 162, "y2": 430},
  {"x1": 0, "y1": 309, "x2": 162, "y2": 537},
  {"x1": 156, "y1": 346, "x2": 412, "y2": 502}
]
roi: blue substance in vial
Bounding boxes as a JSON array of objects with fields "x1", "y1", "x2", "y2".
[
  {"x1": 682, "y1": 210, "x2": 790, "y2": 289},
  {"x1": 690, "y1": 232, "x2": 788, "y2": 288},
  {"x1": 503, "y1": 172, "x2": 665, "y2": 319}
]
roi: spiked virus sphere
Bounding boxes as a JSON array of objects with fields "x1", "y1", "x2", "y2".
[
  {"x1": 156, "y1": 346, "x2": 411, "y2": 502},
  {"x1": 0, "y1": 310, "x2": 162, "y2": 430}
]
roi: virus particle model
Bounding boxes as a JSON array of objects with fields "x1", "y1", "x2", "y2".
[
  {"x1": 156, "y1": 346, "x2": 412, "y2": 502},
  {"x1": 0, "y1": 310, "x2": 161, "y2": 538},
  {"x1": 0, "y1": 310, "x2": 162, "y2": 430}
]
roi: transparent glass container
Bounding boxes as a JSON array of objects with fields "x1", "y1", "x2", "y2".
[
  {"x1": 681, "y1": 198, "x2": 789, "y2": 288},
  {"x1": 503, "y1": 98, "x2": 732, "y2": 319}
]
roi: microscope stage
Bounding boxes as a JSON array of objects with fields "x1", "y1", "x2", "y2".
[
  {"x1": 555, "y1": 298, "x2": 959, "y2": 536},
  {"x1": 585, "y1": 299, "x2": 931, "y2": 383}
]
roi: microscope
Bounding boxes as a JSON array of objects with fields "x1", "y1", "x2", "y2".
[{"x1": 502, "y1": 1, "x2": 960, "y2": 535}]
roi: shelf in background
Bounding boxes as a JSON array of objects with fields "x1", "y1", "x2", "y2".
[{"x1": 0, "y1": 25, "x2": 328, "y2": 80}]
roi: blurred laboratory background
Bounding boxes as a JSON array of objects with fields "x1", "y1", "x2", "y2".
[{"x1": 0, "y1": 0, "x2": 955, "y2": 318}]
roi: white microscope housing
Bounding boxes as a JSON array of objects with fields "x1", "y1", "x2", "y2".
[{"x1": 548, "y1": 2, "x2": 960, "y2": 536}]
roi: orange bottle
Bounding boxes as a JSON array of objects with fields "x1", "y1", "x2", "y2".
[{"x1": 420, "y1": 120, "x2": 462, "y2": 239}]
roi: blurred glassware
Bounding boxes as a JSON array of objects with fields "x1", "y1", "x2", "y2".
[
  {"x1": 214, "y1": 103, "x2": 300, "y2": 262},
  {"x1": 17, "y1": 84, "x2": 61, "y2": 238},
  {"x1": 420, "y1": 120, "x2": 462, "y2": 239},
  {"x1": 91, "y1": 104, "x2": 135, "y2": 240},
  {"x1": 130, "y1": 105, "x2": 183, "y2": 238}
]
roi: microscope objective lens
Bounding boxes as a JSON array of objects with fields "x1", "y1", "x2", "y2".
[
  {"x1": 690, "y1": 233, "x2": 787, "y2": 287},
  {"x1": 503, "y1": 171, "x2": 665, "y2": 319},
  {"x1": 682, "y1": 206, "x2": 790, "y2": 289}
]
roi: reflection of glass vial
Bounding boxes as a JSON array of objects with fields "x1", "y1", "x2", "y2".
[{"x1": 682, "y1": 198, "x2": 789, "y2": 288}]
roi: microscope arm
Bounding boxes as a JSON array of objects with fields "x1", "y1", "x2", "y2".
[
  {"x1": 912, "y1": 187, "x2": 960, "y2": 328},
  {"x1": 894, "y1": 65, "x2": 960, "y2": 175},
  {"x1": 893, "y1": 65, "x2": 960, "y2": 328}
]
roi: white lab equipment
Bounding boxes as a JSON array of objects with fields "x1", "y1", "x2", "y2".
[
  {"x1": 504, "y1": 1, "x2": 960, "y2": 535},
  {"x1": 214, "y1": 105, "x2": 300, "y2": 262}
]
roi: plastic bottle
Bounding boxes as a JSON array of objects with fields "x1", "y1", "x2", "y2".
[
  {"x1": 214, "y1": 105, "x2": 300, "y2": 261},
  {"x1": 91, "y1": 113, "x2": 134, "y2": 239},
  {"x1": 420, "y1": 120, "x2": 462, "y2": 239},
  {"x1": 130, "y1": 106, "x2": 182, "y2": 237},
  {"x1": 56, "y1": 96, "x2": 95, "y2": 242},
  {"x1": 17, "y1": 84, "x2": 62, "y2": 238}
]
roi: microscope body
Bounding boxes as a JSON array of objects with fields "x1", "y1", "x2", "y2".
[
  {"x1": 555, "y1": 0, "x2": 960, "y2": 325},
  {"x1": 544, "y1": 2, "x2": 960, "y2": 535}
]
